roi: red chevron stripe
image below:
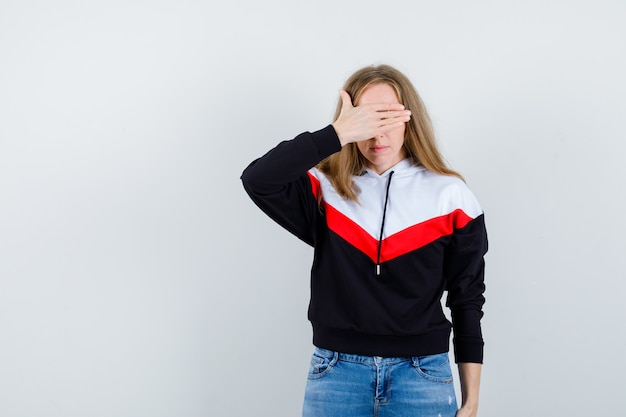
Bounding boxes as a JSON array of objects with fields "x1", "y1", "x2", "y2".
[
  {"x1": 324, "y1": 203, "x2": 379, "y2": 261},
  {"x1": 324, "y1": 203, "x2": 473, "y2": 263},
  {"x1": 307, "y1": 171, "x2": 321, "y2": 200},
  {"x1": 380, "y1": 209, "x2": 472, "y2": 261}
]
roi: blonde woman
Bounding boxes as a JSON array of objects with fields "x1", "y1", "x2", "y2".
[{"x1": 241, "y1": 65, "x2": 487, "y2": 417}]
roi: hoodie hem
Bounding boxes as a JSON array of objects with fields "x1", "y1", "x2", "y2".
[{"x1": 312, "y1": 324, "x2": 452, "y2": 358}]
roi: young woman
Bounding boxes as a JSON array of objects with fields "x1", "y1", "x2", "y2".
[{"x1": 241, "y1": 65, "x2": 487, "y2": 417}]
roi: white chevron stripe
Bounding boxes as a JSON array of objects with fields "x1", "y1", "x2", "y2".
[{"x1": 309, "y1": 160, "x2": 482, "y2": 239}]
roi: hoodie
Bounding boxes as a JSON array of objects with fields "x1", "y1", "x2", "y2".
[{"x1": 241, "y1": 125, "x2": 488, "y2": 363}]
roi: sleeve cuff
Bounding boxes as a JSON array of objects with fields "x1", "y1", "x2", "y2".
[{"x1": 310, "y1": 124, "x2": 342, "y2": 159}]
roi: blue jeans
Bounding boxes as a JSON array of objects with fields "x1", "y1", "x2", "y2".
[{"x1": 302, "y1": 347, "x2": 458, "y2": 417}]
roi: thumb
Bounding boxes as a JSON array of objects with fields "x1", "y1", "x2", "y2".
[{"x1": 338, "y1": 89, "x2": 354, "y2": 109}]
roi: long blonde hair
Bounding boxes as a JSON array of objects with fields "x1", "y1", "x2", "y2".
[{"x1": 317, "y1": 64, "x2": 462, "y2": 201}]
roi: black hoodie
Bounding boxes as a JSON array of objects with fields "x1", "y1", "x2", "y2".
[{"x1": 241, "y1": 125, "x2": 488, "y2": 363}]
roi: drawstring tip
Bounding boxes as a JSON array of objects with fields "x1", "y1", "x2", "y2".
[{"x1": 376, "y1": 264, "x2": 381, "y2": 275}]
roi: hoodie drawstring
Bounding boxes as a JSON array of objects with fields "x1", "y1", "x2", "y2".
[{"x1": 376, "y1": 171, "x2": 394, "y2": 276}]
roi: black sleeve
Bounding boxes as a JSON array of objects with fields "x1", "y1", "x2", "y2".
[
  {"x1": 240, "y1": 125, "x2": 342, "y2": 245},
  {"x1": 444, "y1": 213, "x2": 488, "y2": 363}
]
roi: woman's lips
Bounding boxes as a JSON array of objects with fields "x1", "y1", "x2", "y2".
[{"x1": 371, "y1": 146, "x2": 389, "y2": 153}]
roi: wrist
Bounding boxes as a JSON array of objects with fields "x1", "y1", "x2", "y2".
[
  {"x1": 331, "y1": 122, "x2": 350, "y2": 146},
  {"x1": 458, "y1": 402, "x2": 478, "y2": 417},
  {"x1": 460, "y1": 399, "x2": 478, "y2": 412},
  {"x1": 461, "y1": 399, "x2": 478, "y2": 407}
]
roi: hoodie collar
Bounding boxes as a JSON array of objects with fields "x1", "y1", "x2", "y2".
[{"x1": 362, "y1": 159, "x2": 422, "y2": 178}]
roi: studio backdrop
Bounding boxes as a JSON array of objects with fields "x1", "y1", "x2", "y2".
[{"x1": 1, "y1": 1, "x2": 625, "y2": 416}]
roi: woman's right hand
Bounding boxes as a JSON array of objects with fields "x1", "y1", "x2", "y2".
[{"x1": 331, "y1": 90, "x2": 411, "y2": 146}]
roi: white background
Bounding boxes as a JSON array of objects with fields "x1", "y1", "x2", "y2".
[{"x1": 1, "y1": 0, "x2": 625, "y2": 416}]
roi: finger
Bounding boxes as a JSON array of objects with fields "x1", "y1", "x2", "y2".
[
  {"x1": 370, "y1": 102, "x2": 406, "y2": 112},
  {"x1": 378, "y1": 109, "x2": 411, "y2": 120},
  {"x1": 338, "y1": 89, "x2": 354, "y2": 109},
  {"x1": 375, "y1": 115, "x2": 411, "y2": 130},
  {"x1": 374, "y1": 120, "x2": 409, "y2": 135}
]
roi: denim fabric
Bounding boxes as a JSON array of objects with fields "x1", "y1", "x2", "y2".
[{"x1": 302, "y1": 348, "x2": 457, "y2": 417}]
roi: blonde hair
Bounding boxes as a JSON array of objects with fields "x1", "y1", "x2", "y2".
[{"x1": 317, "y1": 64, "x2": 462, "y2": 201}]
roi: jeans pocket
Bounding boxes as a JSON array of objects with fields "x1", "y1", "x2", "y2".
[
  {"x1": 411, "y1": 352, "x2": 453, "y2": 384},
  {"x1": 307, "y1": 347, "x2": 338, "y2": 380}
]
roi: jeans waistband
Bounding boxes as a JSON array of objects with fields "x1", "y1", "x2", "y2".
[{"x1": 315, "y1": 347, "x2": 437, "y2": 365}]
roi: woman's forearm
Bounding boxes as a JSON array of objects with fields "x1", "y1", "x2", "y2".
[{"x1": 456, "y1": 362, "x2": 482, "y2": 417}]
